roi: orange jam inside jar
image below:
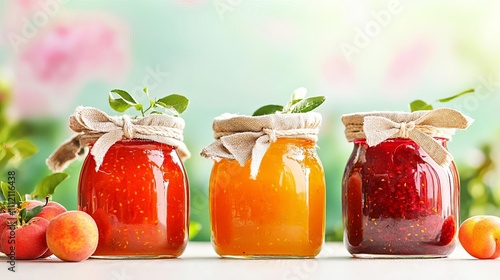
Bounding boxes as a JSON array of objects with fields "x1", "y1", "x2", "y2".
[
  {"x1": 78, "y1": 140, "x2": 189, "y2": 259},
  {"x1": 209, "y1": 138, "x2": 326, "y2": 258}
]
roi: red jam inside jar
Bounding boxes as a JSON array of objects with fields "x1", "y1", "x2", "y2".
[
  {"x1": 342, "y1": 138, "x2": 459, "y2": 257},
  {"x1": 78, "y1": 140, "x2": 189, "y2": 258}
]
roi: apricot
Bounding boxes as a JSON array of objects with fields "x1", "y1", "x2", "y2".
[
  {"x1": 458, "y1": 215, "x2": 500, "y2": 259},
  {"x1": 46, "y1": 211, "x2": 98, "y2": 262},
  {"x1": 0, "y1": 217, "x2": 50, "y2": 259}
]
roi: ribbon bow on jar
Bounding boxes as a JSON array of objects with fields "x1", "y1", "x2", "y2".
[{"x1": 342, "y1": 108, "x2": 473, "y2": 167}]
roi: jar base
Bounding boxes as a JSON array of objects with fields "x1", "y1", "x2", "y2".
[
  {"x1": 217, "y1": 254, "x2": 316, "y2": 259},
  {"x1": 90, "y1": 254, "x2": 181, "y2": 260},
  {"x1": 351, "y1": 253, "x2": 448, "y2": 259}
]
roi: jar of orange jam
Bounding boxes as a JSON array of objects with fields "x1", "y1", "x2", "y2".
[
  {"x1": 341, "y1": 109, "x2": 472, "y2": 258},
  {"x1": 201, "y1": 112, "x2": 326, "y2": 258},
  {"x1": 78, "y1": 140, "x2": 189, "y2": 258}
]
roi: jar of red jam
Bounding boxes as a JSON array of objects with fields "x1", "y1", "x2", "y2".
[
  {"x1": 201, "y1": 113, "x2": 326, "y2": 258},
  {"x1": 341, "y1": 108, "x2": 472, "y2": 258},
  {"x1": 79, "y1": 140, "x2": 189, "y2": 258},
  {"x1": 46, "y1": 107, "x2": 191, "y2": 259}
]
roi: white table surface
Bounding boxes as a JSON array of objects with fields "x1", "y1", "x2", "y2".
[{"x1": 1, "y1": 242, "x2": 499, "y2": 280}]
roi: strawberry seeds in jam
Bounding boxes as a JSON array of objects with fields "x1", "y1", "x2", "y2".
[
  {"x1": 78, "y1": 140, "x2": 189, "y2": 259},
  {"x1": 342, "y1": 138, "x2": 459, "y2": 257}
]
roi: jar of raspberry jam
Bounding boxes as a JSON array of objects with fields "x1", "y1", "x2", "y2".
[
  {"x1": 341, "y1": 109, "x2": 472, "y2": 258},
  {"x1": 79, "y1": 140, "x2": 189, "y2": 259}
]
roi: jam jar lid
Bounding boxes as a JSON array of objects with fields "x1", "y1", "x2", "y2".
[{"x1": 341, "y1": 108, "x2": 473, "y2": 167}]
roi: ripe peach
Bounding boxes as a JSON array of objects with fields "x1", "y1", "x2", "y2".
[
  {"x1": 37, "y1": 201, "x2": 67, "y2": 221},
  {"x1": 22, "y1": 200, "x2": 67, "y2": 221},
  {"x1": 0, "y1": 217, "x2": 50, "y2": 259},
  {"x1": 46, "y1": 211, "x2": 98, "y2": 262},
  {"x1": 458, "y1": 215, "x2": 500, "y2": 259},
  {"x1": 0, "y1": 213, "x2": 15, "y2": 253}
]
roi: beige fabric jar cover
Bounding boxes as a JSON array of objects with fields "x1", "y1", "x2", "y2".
[
  {"x1": 200, "y1": 112, "x2": 322, "y2": 179},
  {"x1": 47, "y1": 106, "x2": 190, "y2": 172},
  {"x1": 341, "y1": 108, "x2": 473, "y2": 167}
]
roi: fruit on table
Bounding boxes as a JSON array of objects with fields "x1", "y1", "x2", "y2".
[
  {"x1": 0, "y1": 213, "x2": 14, "y2": 253},
  {"x1": 0, "y1": 217, "x2": 50, "y2": 259},
  {"x1": 23, "y1": 200, "x2": 67, "y2": 221},
  {"x1": 46, "y1": 210, "x2": 99, "y2": 262},
  {"x1": 458, "y1": 215, "x2": 500, "y2": 259}
]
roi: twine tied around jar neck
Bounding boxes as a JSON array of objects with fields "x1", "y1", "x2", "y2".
[
  {"x1": 342, "y1": 108, "x2": 473, "y2": 167},
  {"x1": 46, "y1": 106, "x2": 190, "y2": 172},
  {"x1": 200, "y1": 112, "x2": 322, "y2": 179}
]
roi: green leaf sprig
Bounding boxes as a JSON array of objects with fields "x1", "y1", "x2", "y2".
[
  {"x1": 252, "y1": 87, "x2": 326, "y2": 116},
  {"x1": 409, "y1": 88, "x2": 475, "y2": 112},
  {"x1": 109, "y1": 88, "x2": 189, "y2": 117}
]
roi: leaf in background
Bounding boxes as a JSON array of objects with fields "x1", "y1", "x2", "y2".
[
  {"x1": 156, "y1": 94, "x2": 190, "y2": 115},
  {"x1": 0, "y1": 148, "x2": 15, "y2": 168},
  {"x1": 290, "y1": 96, "x2": 326, "y2": 113},
  {"x1": 189, "y1": 221, "x2": 202, "y2": 240},
  {"x1": 12, "y1": 140, "x2": 38, "y2": 159},
  {"x1": 252, "y1": 105, "x2": 283, "y2": 116},
  {"x1": 0, "y1": 181, "x2": 23, "y2": 205},
  {"x1": 31, "y1": 172, "x2": 69, "y2": 199},
  {"x1": 409, "y1": 100, "x2": 433, "y2": 112},
  {"x1": 437, "y1": 88, "x2": 475, "y2": 103}
]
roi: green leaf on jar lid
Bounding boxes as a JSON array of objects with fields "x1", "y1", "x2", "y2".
[
  {"x1": 156, "y1": 94, "x2": 190, "y2": 116},
  {"x1": 289, "y1": 96, "x2": 326, "y2": 114},
  {"x1": 252, "y1": 87, "x2": 326, "y2": 116},
  {"x1": 409, "y1": 100, "x2": 433, "y2": 112},
  {"x1": 252, "y1": 105, "x2": 284, "y2": 116},
  {"x1": 409, "y1": 88, "x2": 475, "y2": 112}
]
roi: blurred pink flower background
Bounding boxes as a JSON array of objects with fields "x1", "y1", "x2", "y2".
[{"x1": 1, "y1": 0, "x2": 130, "y2": 118}]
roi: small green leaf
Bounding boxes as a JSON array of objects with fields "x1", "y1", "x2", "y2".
[
  {"x1": 290, "y1": 96, "x2": 326, "y2": 113},
  {"x1": 409, "y1": 100, "x2": 433, "y2": 112},
  {"x1": 24, "y1": 205, "x2": 43, "y2": 223},
  {"x1": 437, "y1": 88, "x2": 475, "y2": 103},
  {"x1": 109, "y1": 94, "x2": 132, "y2": 113},
  {"x1": 0, "y1": 181, "x2": 23, "y2": 206},
  {"x1": 109, "y1": 89, "x2": 141, "y2": 113},
  {"x1": 19, "y1": 207, "x2": 27, "y2": 222},
  {"x1": 12, "y1": 140, "x2": 38, "y2": 159},
  {"x1": 252, "y1": 105, "x2": 284, "y2": 116},
  {"x1": 189, "y1": 221, "x2": 202, "y2": 240},
  {"x1": 156, "y1": 94, "x2": 190, "y2": 115},
  {"x1": 31, "y1": 173, "x2": 69, "y2": 199},
  {"x1": 110, "y1": 89, "x2": 138, "y2": 104}
]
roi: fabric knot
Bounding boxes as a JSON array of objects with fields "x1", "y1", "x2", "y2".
[
  {"x1": 122, "y1": 115, "x2": 135, "y2": 139},
  {"x1": 398, "y1": 122, "x2": 415, "y2": 138},
  {"x1": 341, "y1": 108, "x2": 474, "y2": 167},
  {"x1": 46, "y1": 106, "x2": 190, "y2": 173},
  {"x1": 262, "y1": 128, "x2": 278, "y2": 142},
  {"x1": 200, "y1": 112, "x2": 322, "y2": 179}
]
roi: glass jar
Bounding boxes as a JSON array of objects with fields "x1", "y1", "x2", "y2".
[
  {"x1": 342, "y1": 138, "x2": 459, "y2": 257},
  {"x1": 209, "y1": 138, "x2": 326, "y2": 258},
  {"x1": 78, "y1": 139, "x2": 189, "y2": 259}
]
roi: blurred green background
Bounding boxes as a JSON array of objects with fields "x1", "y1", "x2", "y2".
[{"x1": 1, "y1": 0, "x2": 499, "y2": 241}]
